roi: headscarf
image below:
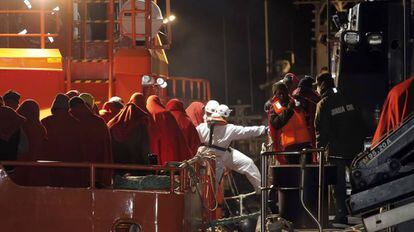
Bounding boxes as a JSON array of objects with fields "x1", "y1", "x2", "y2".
[
  {"x1": 166, "y1": 99, "x2": 201, "y2": 156},
  {"x1": 108, "y1": 103, "x2": 149, "y2": 142},
  {"x1": 146, "y1": 95, "x2": 191, "y2": 163},
  {"x1": 185, "y1": 102, "x2": 205, "y2": 126},
  {"x1": 51, "y1": 93, "x2": 69, "y2": 114},
  {"x1": 130, "y1": 92, "x2": 149, "y2": 113},
  {"x1": 79, "y1": 93, "x2": 95, "y2": 110},
  {"x1": 108, "y1": 103, "x2": 150, "y2": 167},
  {"x1": 99, "y1": 101, "x2": 124, "y2": 123},
  {"x1": 66, "y1": 90, "x2": 80, "y2": 99}
]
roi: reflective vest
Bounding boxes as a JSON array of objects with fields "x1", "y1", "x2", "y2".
[{"x1": 271, "y1": 99, "x2": 312, "y2": 148}]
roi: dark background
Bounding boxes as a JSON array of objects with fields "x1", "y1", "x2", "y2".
[{"x1": 166, "y1": 0, "x2": 314, "y2": 112}]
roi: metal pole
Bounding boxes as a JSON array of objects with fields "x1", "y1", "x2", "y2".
[
  {"x1": 247, "y1": 15, "x2": 254, "y2": 111},
  {"x1": 300, "y1": 152, "x2": 322, "y2": 232},
  {"x1": 65, "y1": 0, "x2": 73, "y2": 92},
  {"x1": 264, "y1": 0, "x2": 270, "y2": 82},
  {"x1": 6, "y1": 5, "x2": 9, "y2": 48},
  {"x1": 260, "y1": 152, "x2": 268, "y2": 232},
  {"x1": 318, "y1": 150, "x2": 325, "y2": 227},
  {"x1": 145, "y1": 0, "x2": 152, "y2": 47},
  {"x1": 40, "y1": 0, "x2": 45, "y2": 48},
  {"x1": 166, "y1": 0, "x2": 172, "y2": 47},
  {"x1": 326, "y1": 0, "x2": 331, "y2": 72},
  {"x1": 222, "y1": 16, "x2": 229, "y2": 104},
  {"x1": 81, "y1": 0, "x2": 87, "y2": 58},
  {"x1": 131, "y1": 0, "x2": 136, "y2": 47},
  {"x1": 108, "y1": 0, "x2": 114, "y2": 98},
  {"x1": 403, "y1": 0, "x2": 407, "y2": 80}
]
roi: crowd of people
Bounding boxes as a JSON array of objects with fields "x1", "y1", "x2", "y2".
[
  {"x1": 266, "y1": 72, "x2": 365, "y2": 225},
  {"x1": 0, "y1": 71, "x2": 411, "y2": 226},
  {"x1": 265, "y1": 73, "x2": 414, "y2": 225},
  {"x1": 0, "y1": 90, "x2": 205, "y2": 187}
]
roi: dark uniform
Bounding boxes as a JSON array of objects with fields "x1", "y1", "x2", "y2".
[{"x1": 315, "y1": 87, "x2": 365, "y2": 223}]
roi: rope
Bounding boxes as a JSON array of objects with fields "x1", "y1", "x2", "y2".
[
  {"x1": 183, "y1": 155, "x2": 218, "y2": 211},
  {"x1": 204, "y1": 157, "x2": 219, "y2": 211},
  {"x1": 209, "y1": 211, "x2": 260, "y2": 227}
]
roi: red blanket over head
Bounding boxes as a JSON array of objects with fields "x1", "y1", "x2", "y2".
[
  {"x1": 70, "y1": 101, "x2": 113, "y2": 186},
  {"x1": 166, "y1": 99, "x2": 201, "y2": 157},
  {"x1": 146, "y1": 95, "x2": 191, "y2": 164},
  {"x1": 108, "y1": 103, "x2": 150, "y2": 166},
  {"x1": 185, "y1": 101, "x2": 205, "y2": 127},
  {"x1": 129, "y1": 92, "x2": 161, "y2": 155}
]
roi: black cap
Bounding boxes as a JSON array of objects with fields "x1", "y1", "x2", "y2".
[
  {"x1": 298, "y1": 75, "x2": 315, "y2": 89},
  {"x1": 315, "y1": 73, "x2": 334, "y2": 87}
]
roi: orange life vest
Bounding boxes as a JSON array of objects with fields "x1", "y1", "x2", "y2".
[{"x1": 272, "y1": 99, "x2": 312, "y2": 148}]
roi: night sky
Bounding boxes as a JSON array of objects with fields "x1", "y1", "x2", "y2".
[{"x1": 166, "y1": 0, "x2": 314, "y2": 112}]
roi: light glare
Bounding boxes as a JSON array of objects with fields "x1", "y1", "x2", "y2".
[
  {"x1": 156, "y1": 77, "x2": 165, "y2": 85},
  {"x1": 168, "y1": 15, "x2": 176, "y2": 22},
  {"x1": 18, "y1": 29, "x2": 28, "y2": 35},
  {"x1": 23, "y1": 0, "x2": 32, "y2": 9},
  {"x1": 160, "y1": 82, "x2": 168, "y2": 89}
]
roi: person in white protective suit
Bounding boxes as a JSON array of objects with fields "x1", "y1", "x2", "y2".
[{"x1": 196, "y1": 103, "x2": 266, "y2": 194}]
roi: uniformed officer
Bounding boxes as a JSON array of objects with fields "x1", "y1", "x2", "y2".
[{"x1": 315, "y1": 73, "x2": 365, "y2": 225}]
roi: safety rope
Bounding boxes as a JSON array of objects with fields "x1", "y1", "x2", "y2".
[{"x1": 183, "y1": 155, "x2": 219, "y2": 211}]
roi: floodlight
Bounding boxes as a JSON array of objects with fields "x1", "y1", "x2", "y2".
[
  {"x1": 156, "y1": 77, "x2": 165, "y2": 85},
  {"x1": 160, "y1": 82, "x2": 168, "y2": 89}
]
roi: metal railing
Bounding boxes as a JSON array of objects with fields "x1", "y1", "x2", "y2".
[
  {"x1": 167, "y1": 76, "x2": 211, "y2": 103},
  {"x1": 0, "y1": 8, "x2": 60, "y2": 48},
  {"x1": 260, "y1": 147, "x2": 326, "y2": 232},
  {"x1": 1, "y1": 160, "x2": 190, "y2": 193}
]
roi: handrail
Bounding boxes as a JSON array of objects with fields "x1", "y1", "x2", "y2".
[
  {"x1": 167, "y1": 76, "x2": 211, "y2": 102},
  {"x1": 261, "y1": 148, "x2": 325, "y2": 156},
  {"x1": 0, "y1": 161, "x2": 180, "y2": 171},
  {"x1": 260, "y1": 146, "x2": 326, "y2": 232},
  {"x1": 0, "y1": 8, "x2": 60, "y2": 48},
  {"x1": 1, "y1": 161, "x2": 181, "y2": 193}
]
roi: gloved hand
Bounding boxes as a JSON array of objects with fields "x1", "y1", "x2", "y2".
[
  {"x1": 264, "y1": 126, "x2": 269, "y2": 135},
  {"x1": 294, "y1": 99, "x2": 301, "y2": 107}
]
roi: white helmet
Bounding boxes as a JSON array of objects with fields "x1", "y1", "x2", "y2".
[
  {"x1": 108, "y1": 96, "x2": 124, "y2": 104},
  {"x1": 205, "y1": 100, "x2": 219, "y2": 114},
  {"x1": 216, "y1": 104, "x2": 232, "y2": 118}
]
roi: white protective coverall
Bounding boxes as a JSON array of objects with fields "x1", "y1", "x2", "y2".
[{"x1": 196, "y1": 122, "x2": 265, "y2": 193}]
